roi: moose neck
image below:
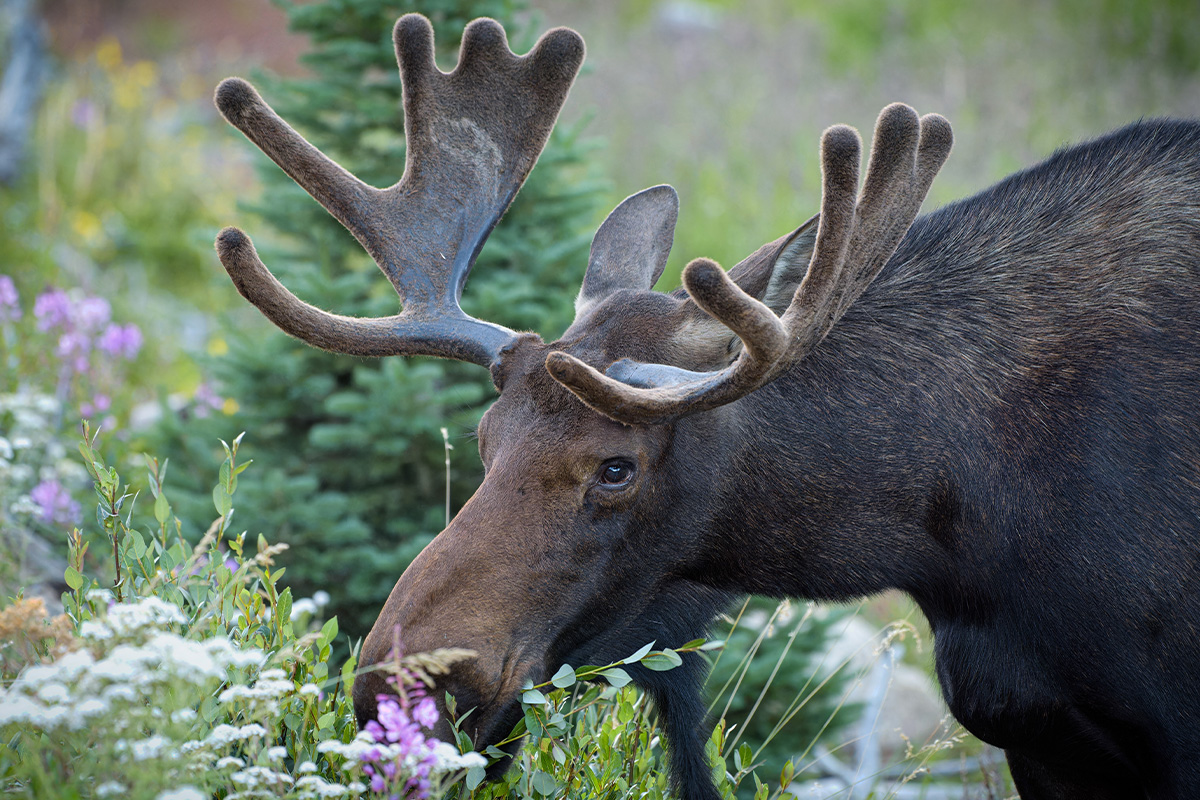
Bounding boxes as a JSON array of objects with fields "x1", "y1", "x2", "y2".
[{"x1": 684, "y1": 237, "x2": 1013, "y2": 620}]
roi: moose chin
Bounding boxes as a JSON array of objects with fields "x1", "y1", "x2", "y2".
[{"x1": 212, "y1": 11, "x2": 1200, "y2": 800}]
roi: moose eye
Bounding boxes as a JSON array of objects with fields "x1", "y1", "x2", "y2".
[{"x1": 598, "y1": 460, "x2": 635, "y2": 487}]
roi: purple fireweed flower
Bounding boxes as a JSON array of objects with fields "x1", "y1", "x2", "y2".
[
  {"x1": 359, "y1": 640, "x2": 447, "y2": 800},
  {"x1": 29, "y1": 480, "x2": 82, "y2": 526},
  {"x1": 0, "y1": 276, "x2": 20, "y2": 322},
  {"x1": 97, "y1": 322, "x2": 142, "y2": 360},
  {"x1": 80, "y1": 394, "x2": 111, "y2": 419},
  {"x1": 34, "y1": 289, "x2": 71, "y2": 331},
  {"x1": 75, "y1": 296, "x2": 111, "y2": 333},
  {"x1": 412, "y1": 697, "x2": 438, "y2": 730},
  {"x1": 57, "y1": 331, "x2": 91, "y2": 374},
  {"x1": 57, "y1": 331, "x2": 89, "y2": 358}
]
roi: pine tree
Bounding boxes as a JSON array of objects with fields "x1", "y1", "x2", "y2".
[{"x1": 150, "y1": 0, "x2": 605, "y2": 639}]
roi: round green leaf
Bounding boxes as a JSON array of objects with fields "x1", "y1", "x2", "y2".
[
  {"x1": 641, "y1": 649, "x2": 683, "y2": 671},
  {"x1": 599, "y1": 667, "x2": 632, "y2": 688},
  {"x1": 522, "y1": 687, "x2": 548, "y2": 706},
  {"x1": 531, "y1": 770, "x2": 558, "y2": 796},
  {"x1": 63, "y1": 566, "x2": 83, "y2": 591},
  {"x1": 550, "y1": 663, "x2": 576, "y2": 688}
]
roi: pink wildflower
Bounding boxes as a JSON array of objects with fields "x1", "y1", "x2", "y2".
[
  {"x1": 0, "y1": 275, "x2": 19, "y2": 322},
  {"x1": 75, "y1": 296, "x2": 111, "y2": 333},
  {"x1": 29, "y1": 480, "x2": 82, "y2": 526},
  {"x1": 34, "y1": 289, "x2": 71, "y2": 331},
  {"x1": 98, "y1": 323, "x2": 142, "y2": 360}
]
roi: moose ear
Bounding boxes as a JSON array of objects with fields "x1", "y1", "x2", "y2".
[
  {"x1": 757, "y1": 213, "x2": 819, "y2": 314},
  {"x1": 574, "y1": 185, "x2": 678, "y2": 320},
  {"x1": 668, "y1": 215, "x2": 819, "y2": 369}
]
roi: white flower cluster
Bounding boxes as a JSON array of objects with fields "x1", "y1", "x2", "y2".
[
  {"x1": 294, "y1": 775, "x2": 366, "y2": 798},
  {"x1": 0, "y1": 390, "x2": 80, "y2": 518},
  {"x1": 289, "y1": 590, "x2": 331, "y2": 621},
  {"x1": 103, "y1": 596, "x2": 187, "y2": 635},
  {"x1": 216, "y1": 667, "x2": 296, "y2": 716},
  {"x1": 180, "y1": 722, "x2": 268, "y2": 753},
  {"x1": 0, "y1": 590, "x2": 493, "y2": 799},
  {"x1": 0, "y1": 597, "x2": 263, "y2": 732},
  {"x1": 156, "y1": 788, "x2": 206, "y2": 800}
]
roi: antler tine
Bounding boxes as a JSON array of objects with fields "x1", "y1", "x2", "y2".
[
  {"x1": 829, "y1": 104, "x2": 952, "y2": 319},
  {"x1": 215, "y1": 14, "x2": 585, "y2": 368},
  {"x1": 547, "y1": 104, "x2": 951, "y2": 425},
  {"x1": 216, "y1": 228, "x2": 514, "y2": 364},
  {"x1": 215, "y1": 78, "x2": 382, "y2": 248}
]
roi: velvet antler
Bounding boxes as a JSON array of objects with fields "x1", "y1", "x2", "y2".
[
  {"x1": 546, "y1": 103, "x2": 953, "y2": 424},
  {"x1": 215, "y1": 14, "x2": 584, "y2": 368}
]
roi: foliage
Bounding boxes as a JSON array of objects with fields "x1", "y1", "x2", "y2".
[
  {"x1": 0, "y1": 36, "x2": 240, "y2": 352},
  {"x1": 0, "y1": 277, "x2": 150, "y2": 595},
  {"x1": 0, "y1": 428, "x2": 485, "y2": 799},
  {"x1": 146, "y1": 0, "x2": 607, "y2": 641},
  {"x1": 706, "y1": 598, "x2": 856, "y2": 790},
  {"x1": 0, "y1": 278, "x2": 143, "y2": 430},
  {"x1": 454, "y1": 640, "x2": 730, "y2": 800}
]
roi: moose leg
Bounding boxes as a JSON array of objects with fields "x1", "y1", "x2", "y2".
[{"x1": 1006, "y1": 750, "x2": 1144, "y2": 800}]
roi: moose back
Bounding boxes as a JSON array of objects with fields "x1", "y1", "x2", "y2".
[{"x1": 213, "y1": 13, "x2": 1200, "y2": 800}]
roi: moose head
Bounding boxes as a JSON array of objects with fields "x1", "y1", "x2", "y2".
[{"x1": 214, "y1": 13, "x2": 950, "y2": 798}]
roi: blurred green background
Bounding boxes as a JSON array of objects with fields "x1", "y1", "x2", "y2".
[{"x1": 2, "y1": 0, "x2": 1198, "y2": 793}]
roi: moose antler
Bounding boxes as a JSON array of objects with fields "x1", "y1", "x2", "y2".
[
  {"x1": 546, "y1": 103, "x2": 952, "y2": 424},
  {"x1": 214, "y1": 14, "x2": 584, "y2": 367}
]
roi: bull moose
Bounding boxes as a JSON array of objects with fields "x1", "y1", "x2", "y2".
[{"x1": 213, "y1": 12, "x2": 1200, "y2": 800}]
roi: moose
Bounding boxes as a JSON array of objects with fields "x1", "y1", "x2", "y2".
[{"x1": 213, "y1": 12, "x2": 1200, "y2": 800}]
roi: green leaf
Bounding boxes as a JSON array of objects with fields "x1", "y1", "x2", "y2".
[
  {"x1": 523, "y1": 706, "x2": 544, "y2": 738},
  {"x1": 531, "y1": 770, "x2": 557, "y2": 796},
  {"x1": 64, "y1": 566, "x2": 83, "y2": 591},
  {"x1": 521, "y1": 687, "x2": 547, "y2": 706},
  {"x1": 624, "y1": 641, "x2": 655, "y2": 664},
  {"x1": 700, "y1": 639, "x2": 726, "y2": 651},
  {"x1": 127, "y1": 529, "x2": 147, "y2": 561},
  {"x1": 550, "y1": 663, "x2": 576, "y2": 689},
  {"x1": 737, "y1": 742, "x2": 753, "y2": 771},
  {"x1": 466, "y1": 765, "x2": 485, "y2": 790},
  {"x1": 599, "y1": 667, "x2": 631, "y2": 688},
  {"x1": 641, "y1": 649, "x2": 683, "y2": 671},
  {"x1": 680, "y1": 637, "x2": 707, "y2": 650},
  {"x1": 780, "y1": 758, "x2": 794, "y2": 790},
  {"x1": 154, "y1": 491, "x2": 170, "y2": 525},
  {"x1": 212, "y1": 484, "x2": 232, "y2": 517},
  {"x1": 319, "y1": 616, "x2": 338, "y2": 646},
  {"x1": 341, "y1": 652, "x2": 357, "y2": 695},
  {"x1": 276, "y1": 588, "x2": 292, "y2": 628}
]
